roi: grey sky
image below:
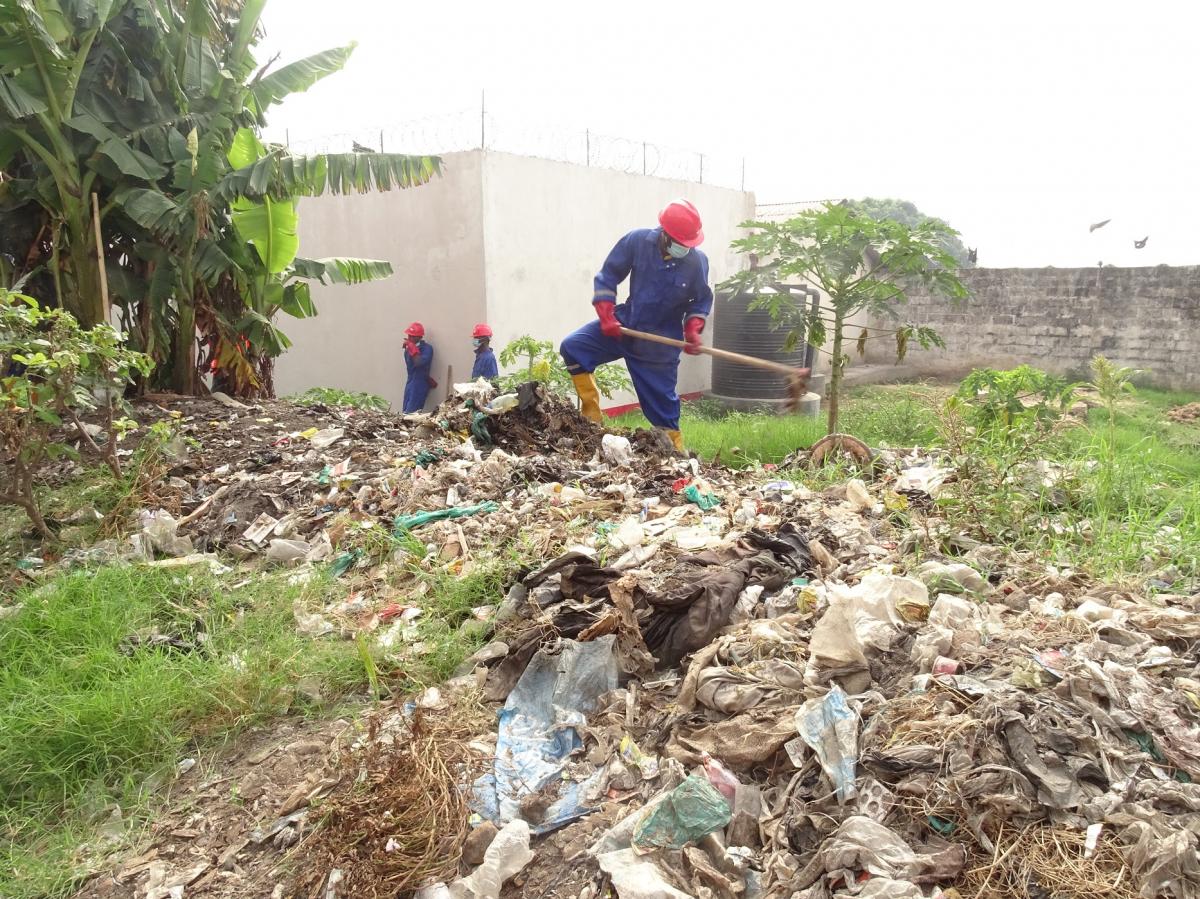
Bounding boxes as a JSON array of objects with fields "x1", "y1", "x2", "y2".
[{"x1": 259, "y1": 1, "x2": 1197, "y2": 269}]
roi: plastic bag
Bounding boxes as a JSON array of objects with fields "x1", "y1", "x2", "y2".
[
  {"x1": 631, "y1": 775, "x2": 732, "y2": 853},
  {"x1": 448, "y1": 819, "x2": 532, "y2": 899},
  {"x1": 683, "y1": 484, "x2": 719, "y2": 510},
  {"x1": 601, "y1": 434, "x2": 635, "y2": 466},
  {"x1": 473, "y1": 637, "x2": 618, "y2": 832},
  {"x1": 394, "y1": 501, "x2": 499, "y2": 533},
  {"x1": 702, "y1": 755, "x2": 739, "y2": 804},
  {"x1": 796, "y1": 685, "x2": 859, "y2": 802}
]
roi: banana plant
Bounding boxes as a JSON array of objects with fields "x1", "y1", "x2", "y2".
[
  {"x1": 3, "y1": 0, "x2": 442, "y2": 395},
  {"x1": 0, "y1": 0, "x2": 130, "y2": 326}
]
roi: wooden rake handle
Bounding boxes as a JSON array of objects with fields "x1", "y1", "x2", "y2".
[{"x1": 618, "y1": 326, "x2": 810, "y2": 379}]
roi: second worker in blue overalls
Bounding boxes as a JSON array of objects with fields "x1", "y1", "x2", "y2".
[{"x1": 559, "y1": 199, "x2": 712, "y2": 453}]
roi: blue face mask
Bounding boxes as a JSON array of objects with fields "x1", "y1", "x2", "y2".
[
  {"x1": 667, "y1": 240, "x2": 690, "y2": 259},
  {"x1": 473, "y1": 338, "x2": 484, "y2": 348}
]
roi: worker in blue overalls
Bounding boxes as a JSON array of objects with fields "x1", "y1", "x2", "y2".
[
  {"x1": 470, "y1": 323, "x2": 499, "y2": 381},
  {"x1": 559, "y1": 199, "x2": 712, "y2": 452},
  {"x1": 402, "y1": 322, "x2": 435, "y2": 413}
]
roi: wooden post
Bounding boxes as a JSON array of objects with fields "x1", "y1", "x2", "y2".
[
  {"x1": 91, "y1": 193, "x2": 110, "y2": 324},
  {"x1": 446, "y1": 364, "x2": 453, "y2": 401}
]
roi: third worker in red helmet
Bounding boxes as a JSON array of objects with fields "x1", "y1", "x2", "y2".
[
  {"x1": 470, "y1": 323, "x2": 499, "y2": 381},
  {"x1": 559, "y1": 199, "x2": 712, "y2": 452}
]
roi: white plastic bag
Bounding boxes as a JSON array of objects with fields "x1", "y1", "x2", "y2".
[
  {"x1": 601, "y1": 434, "x2": 635, "y2": 466},
  {"x1": 448, "y1": 819, "x2": 533, "y2": 899}
]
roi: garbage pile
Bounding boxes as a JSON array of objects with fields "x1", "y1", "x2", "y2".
[
  {"x1": 423, "y1": 546, "x2": 1199, "y2": 898},
  {"x1": 52, "y1": 382, "x2": 1200, "y2": 899},
  {"x1": 358, "y1": 432, "x2": 1193, "y2": 898},
  {"x1": 1167, "y1": 402, "x2": 1200, "y2": 424}
]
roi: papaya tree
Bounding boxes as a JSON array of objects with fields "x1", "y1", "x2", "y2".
[{"x1": 721, "y1": 202, "x2": 968, "y2": 435}]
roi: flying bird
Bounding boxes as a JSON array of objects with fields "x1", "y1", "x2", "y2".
[
  {"x1": 1134, "y1": 236, "x2": 1149, "y2": 249},
  {"x1": 1089, "y1": 219, "x2": 1111, "y2": 233}
]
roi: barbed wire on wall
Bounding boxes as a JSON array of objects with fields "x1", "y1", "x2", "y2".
[{"x1": 276, "y1": 107, "x2": 749, "y2": 192}]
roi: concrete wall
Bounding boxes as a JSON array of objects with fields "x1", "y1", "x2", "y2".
[
  {"x1": 480, "y1": 151, "x2": 757, "y2": 408},
  {"x1": 867, "y1": 266, "x2": 1200, "y2": 390},
  {"x1": 274, "y1": 151, "x2": 487, "y2": 410}
]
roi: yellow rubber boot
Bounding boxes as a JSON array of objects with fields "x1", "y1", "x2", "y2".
[
  {"x1": 571, "y1": 372, "x2": 603, "y2": 423},
  {"x1": 665, "y1": 429, "x2": 685, "y2": 452}
]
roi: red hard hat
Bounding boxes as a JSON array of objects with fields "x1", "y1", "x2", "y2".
[
  {"x1": 472, "y1": 323, "x2": 493, "y2": 338},
  {"x1": 659, "y1": 199, "x2": 704, "y2": 248},
  {"x1": 405, "y1": 322, "x2": 425, "y2": 338}
]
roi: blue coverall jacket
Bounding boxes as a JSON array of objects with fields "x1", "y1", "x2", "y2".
[
  {"x1": 403, "y1": 340, "x2": 434, "y2": 413},
  {"x1": 471, "y1": 346, "x2": 499, "y2": 380},
  {"x1": 560, "y1": 227, "x2": 713, "y2": 430}
]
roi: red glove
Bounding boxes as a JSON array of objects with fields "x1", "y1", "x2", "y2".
[
  {"x1": 683, "y1": 316, "x2": 705, "y2": 355},
  {"x1": 596, "y1": 302, "x2": 622, "y2": 339},
  {"x1": 404, "y1": 338, "x2": 420, "y2": 358}
]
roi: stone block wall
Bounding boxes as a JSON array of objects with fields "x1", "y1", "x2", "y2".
[{"x1": 867, "y1": 266, "x2": 1200, "y2": 390}]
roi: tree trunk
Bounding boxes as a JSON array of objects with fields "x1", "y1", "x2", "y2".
[
  {"x1": 64, "y1": 204, "x2": 104, "y2": 326},
  {"x1": 3, "y1": 459, "x2": 52, "y2": 541},
  {"x1": 827, "y1": 309, "x2": 845, "y2": 435},
  {"x1": 173, "y1": 300, "x2": 198, "y2": 394}
]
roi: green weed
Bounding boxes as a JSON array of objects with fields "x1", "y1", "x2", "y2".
[
  {"x1": 394, "y1": 556, "x2": 521, "y2": 688},
  {"x1": 0, "y1": 565, "x2": 366, "y2": 899},
  {"x1": 287, "y1": 387, "x2": 391, "y2": 412},
  {"x1": 612, "y1": 386, "x2": 942, "y2": 466}
]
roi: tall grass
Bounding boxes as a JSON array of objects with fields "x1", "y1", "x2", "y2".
[
  {"x1": 0, "y1": 566, "x2": 367, "y2": 899},
  {"x1": 937, "y1": 385, "x2": 1200, "y2": 581},
  {"x1": 612, "y1": 385, "x2": 943, "y2": 465}
]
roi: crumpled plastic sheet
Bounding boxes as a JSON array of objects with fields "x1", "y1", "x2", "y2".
[
  {"x1": 796, "y1": 685, "x2": 860, "y2": 803},
  {"x1": 472, "y1": 637, "x2": 617, "y2": 834},
  {"x1": 666, "y1": 705, "x2": 797, "y2": 770},
  {"x1": 1108, "y1": 799, "x2": 1200, "y2": 899},
  {"x1": 679, "y1": 614, "x2": 810, "y2": 714},
  {"x1": 809, "y1": 574, "x2": 926, "y2": 677},
  {"x1": 792, "y1": 815, "x2": 965, "y2": 895},
  {"x1": 911, "y1": 591, "x2": 985, "y2": 672},
  {"x1": 393, "y1": 501, "x2": 499, "y2": 532},
  {"x1": 596, "y1": 849, "x2": 692, "y2": 899},
  {"x1": 695, "y1": 657, "x2": 806, "y2": 714},
  {"x1": 631, "y1": 774, "x2": 732, "y2": 853}
]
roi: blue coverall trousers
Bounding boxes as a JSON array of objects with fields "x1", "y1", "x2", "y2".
[{"x1": 560, "y1": 320, "x2": 681, "y2": 430}]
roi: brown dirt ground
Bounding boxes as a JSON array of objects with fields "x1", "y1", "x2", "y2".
[{"x1": 75, "y1": 714, "x2": 356, "y2": 899}]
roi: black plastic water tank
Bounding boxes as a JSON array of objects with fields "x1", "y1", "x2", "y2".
[{"x1": 711, "y1": 289, "x2": 807, "y2": 400}]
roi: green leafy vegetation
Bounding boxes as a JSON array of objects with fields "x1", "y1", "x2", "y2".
[
  {"x1": 497, "y1": 335, "x2": 632, "y2": 399},
  {"x1": 722, "y1": 202, "x2": 968, "y2": 434},
  {"x1": 849, "y1": 197, "x2": 974, "y2": 267},
  {"x1": 951, "y1": 364, "x2": 1077, "y2": 434},
  {"x1": 0, "y1": 2, "x2": 440, "y2": 395},
  {"x1": 288, "y1": 386, "x2": 391, "y2": 412},
  {"x1": 622, "y1": 373, "x2": 1199, "y2": 581},
  {"x1": 614, "y1": 385, "x2": 943, "y2": 464},
  {"x1": 0, "y1": 565, "x2": 368, "y2": 899},
  {"x1": 0, "y1": 523, "x2": 528, "y2": 898},
  {"x1": 0, "y1": 290, "x2": 151, "y2": 537}
]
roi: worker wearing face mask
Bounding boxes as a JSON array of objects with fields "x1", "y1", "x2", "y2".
[
  {"x1": 470, "y1": 324, "x2": 499, "y2": 381},
  {"x1": 559, "y1": 199, "x2": 712, "y2": 452},
  {"x1": 402, "y1": 322, "x2": 435, "y2": 413}
]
